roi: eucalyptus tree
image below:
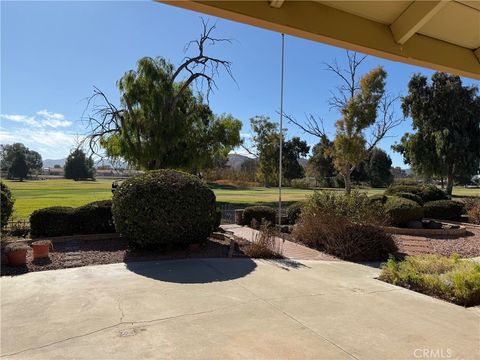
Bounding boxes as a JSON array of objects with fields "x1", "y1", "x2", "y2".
[{"x1": 393, "y1": 72, "x2": 480, "y2": 195}]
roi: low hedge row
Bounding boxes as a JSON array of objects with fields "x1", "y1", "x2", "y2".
[{"x1": 30, "y1": 200, "x2": 115, "y2": 237}]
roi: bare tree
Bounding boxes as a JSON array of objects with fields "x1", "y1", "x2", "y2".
[{"x1": 286, "y1": 51, "x2": 403, "y2": 193}]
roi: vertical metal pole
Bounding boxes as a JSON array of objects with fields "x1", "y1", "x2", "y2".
[{"x1": 278, "y1": 33, "x2": 285, "y2": 227}]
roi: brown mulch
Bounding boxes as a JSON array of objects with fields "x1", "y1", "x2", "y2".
[
  {"x1": 1, "y1": 237, "x2": 251, "y2": 277},
  {"x1": 394, "y1": 226, "x2": 480, "y2": 258}
]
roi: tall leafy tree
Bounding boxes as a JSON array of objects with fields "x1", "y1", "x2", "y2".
[
  {"x1": 86, "y1": 21, "x2": 242, "y2": 172},
  {"x1": 64, "y1": 149, "x2": 95, "y2": 181},
  {"x1": 366, "y1": 148, "x2": 393, "y2": 187},
  {"x1": 249, "y1": 116, "x2": 279, "y2": 186},
  {"x1": 306, "y1": 135, "x2": 335, "y2": 182},
  {"x1": 248, "y1": 116, "x2": 309, "y2": 186},
  {"x1": 1, "y1": 143, "x2": 43, "y2": 177},
  {"x1": 9, "y1": 152, "x2": 28, "y2": 181},
  {"x1": 394, "y1": 72, "x2": 480, "y2": 195}
]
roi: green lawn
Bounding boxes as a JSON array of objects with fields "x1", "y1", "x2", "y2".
[{"x1": 4, "y1": 179, "x2": 479, "y2": 219}]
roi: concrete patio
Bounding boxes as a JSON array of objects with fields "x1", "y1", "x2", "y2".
[{"x1": 1, "y1": 259, "x2": 478, "y2": 359}]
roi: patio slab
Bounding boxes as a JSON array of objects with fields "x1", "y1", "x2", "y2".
[{"x1": 1, "y1": 259, "x2": 478, "y2": 359}]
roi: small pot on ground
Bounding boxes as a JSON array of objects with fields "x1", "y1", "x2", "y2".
[
  {"x1": 5, "y1": 242, "x2": 30, "y2": 267},
  {"x1": 31, "y1": 240, "x2": 52, "y2": 259}
]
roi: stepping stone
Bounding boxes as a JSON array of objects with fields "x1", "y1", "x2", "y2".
[{"x1": 63, "y1": 260, "x2": 83, "y2": 268}]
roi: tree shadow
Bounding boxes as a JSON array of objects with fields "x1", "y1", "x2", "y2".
[
  {"x1": 263, "y1": 259, "x2": 310, "y2": 271},
  {"x1": 126, "y1": 258, "x2": 257, "y2": 284}
]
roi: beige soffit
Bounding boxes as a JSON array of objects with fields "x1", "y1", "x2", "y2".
[{"x1": 159, "y1": 0, "x2": 480, "y2": 80}]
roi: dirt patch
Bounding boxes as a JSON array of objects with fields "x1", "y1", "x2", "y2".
[{"x1": 1, "y1": 236, "x2": 252, "y2": 276}]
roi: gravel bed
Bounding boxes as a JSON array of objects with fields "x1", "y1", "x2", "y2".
[{"x1": 394, "y1": 226, "x2": 480, "y2": 258}]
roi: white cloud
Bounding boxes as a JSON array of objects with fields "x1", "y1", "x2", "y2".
[
  {"x1": 36, "y1": 109, "x2": 72, "y2": 128},
  {"x1": 0, "y1": 109, "x2": 72, "y2": 129},
  {"x1": 0, "y1": 114, "x2": 38, "y2": 126},
  {"x1": 0, "y1": 128, "x2": 79, "y2": 159}
]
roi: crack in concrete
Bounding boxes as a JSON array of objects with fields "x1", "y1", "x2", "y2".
[
  {"x1": 117, "y1": 299, "x2": 125, "y2": 323},
  {"x1": 1, "y1": 307, "x2": 223, "y2": 358}
]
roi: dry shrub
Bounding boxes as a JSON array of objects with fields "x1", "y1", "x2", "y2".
[
  {"x1": 292, "y1": 191, "x2": 397, "y2": 261},
  {"x1": 464, "y1": 197, "x2": 480, "y2": 225},
  {"x1": 245, "y1": 221, "x2": 283, "y2": 259}
]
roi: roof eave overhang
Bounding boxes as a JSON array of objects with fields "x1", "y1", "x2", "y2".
[{"x1": 159, "y1": 0, "x2": 480, "y2": 80}]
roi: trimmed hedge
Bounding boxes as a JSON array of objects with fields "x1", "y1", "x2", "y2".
[
  {"x1": 112, "y1": 169, "x2": 216, "y2": 249},
  {"x1": 287, "y1": 202, "x2": 304, "y2": 224},
  {"x1": 75, "y1": 200, "x2": 115, "y2": 234},
  {"x1": 1, "y1": 182, "x2": 14, "y2": 228},
  {"x1": 384, "y1": 196, "x2": 423, "y2": 226},
  {"x1": 395, "y1": 192, "x2": 424, "y2": 206},
  {"x1": 420, "y1": 184, "x2": 448, "y2": 202},
  {"x1": 242, "y1": 206, "x2": 276, "y2": 227},
  {"x1": 423, "y1": 200, "x2": 465, "y2": 221},
  {"x1": 30, "y1": 200, "x2": 115, "y2": 237},
  {"x1": 384, "y1": 184, "x2": 447, "y2": 202},
  {"x1": 30, "y1": 206, "x2": 76, "y2": 237}
]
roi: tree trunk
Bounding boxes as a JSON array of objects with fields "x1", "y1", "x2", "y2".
[
  {"x1": 446, "y1": 164, "x2": 455, "y2": 196},
  {"x1": 344, "y1": 165, "x2": 352, "y2": 194},
  {"x1": 440, "y1": 177, "x2": 444, "y2": 189}
]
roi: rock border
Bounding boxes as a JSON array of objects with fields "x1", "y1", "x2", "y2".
[{"x1": 383, "y1": 223, "x2": 466, "y2": 237}]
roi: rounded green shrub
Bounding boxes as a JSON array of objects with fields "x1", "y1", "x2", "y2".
[
  {"x1": 1, "y1": 182, "x2": 14, "y2": 228},
  {"x1": 423, "y1": 200, "x2": 465, "y2": 221},
  {"x1": 287, "y1": 202, "x2": 304, "y2": 224},
  {"x1": 384, "y1": 196, "x2": 423, "y2": 226},
  {"x1": 420, "y1": 184, "x2": 448, "y2": 202},
  {"x1": 30, "y1": 206, "x2": 76, "y2": 237},
  {"x1": 112, "y1": 169, "x2": 216, "y2": 249},
  {"x1": 395, "y1": 192, "x2": 424, "y2": 206},
  {"x1": 242, "y1": 206, "x2": 276, "y2": 227}
]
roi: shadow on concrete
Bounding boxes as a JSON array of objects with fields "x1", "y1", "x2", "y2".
[
  {"x1": 126, "y1": 258, "x2": 257, "y2": 284},
  {"x1": 263, "y1": 259, "x2": 310, "y2": 271}
]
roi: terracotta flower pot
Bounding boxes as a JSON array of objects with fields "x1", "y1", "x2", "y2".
[
  {"x1": 7, "y1": 249, "x2": 27, "y2": 267},
  {"x1": 31, "y1": 240, "x2": 52, "y2": 259}
]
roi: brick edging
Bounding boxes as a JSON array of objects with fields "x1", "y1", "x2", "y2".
[{"x1": 382, "y1": 225, "x2": 466, "y2": 237}]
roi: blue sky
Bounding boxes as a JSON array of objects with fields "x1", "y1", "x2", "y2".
[{"x1": 2, "y1": 1, "x2": 478, "y2": 166}]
